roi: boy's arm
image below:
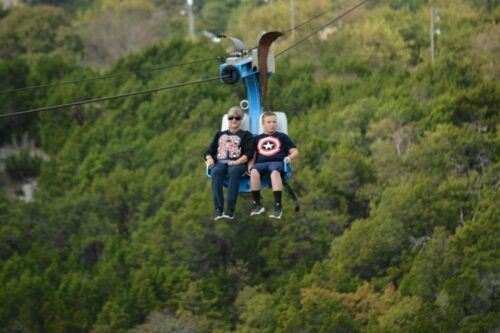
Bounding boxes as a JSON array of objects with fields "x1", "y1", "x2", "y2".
[
  {"x1": 283, "y1": 134, "x2": 299, "y2": 164},
  {"x1": 285, "y1": 147, "x2": 299, "y2": 164}
]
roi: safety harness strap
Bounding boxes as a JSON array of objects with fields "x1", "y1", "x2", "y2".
[{"x1": 283, "y1": 181, "x2": 300, "y2": 212}]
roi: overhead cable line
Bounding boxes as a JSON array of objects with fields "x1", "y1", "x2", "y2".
[
  {"x1": 246, "y1": 0, "x2": 351, "y2": 51},
  {"x1": 0, "y1": 2, "x2": 369, "y2": 120},
  {"x1": 0, "y1": 56, "x2": 218, "y2": 95},
  {"x1": 282, "y1": 0, "x2": 351, "y2": 35},
  {"x1": 0, "y1": 76, "x2": 223, "y2": 119},
  {"x1": 277, "y1": 0, "x2": 370, "y2": 57},
  {"x1": 1, "y1": 2, "x2": 358, "y2": 96}
]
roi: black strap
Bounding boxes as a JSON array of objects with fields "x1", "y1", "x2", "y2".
[{"x1": 283, "y1": 181, "x2": 300, "y2": 212}]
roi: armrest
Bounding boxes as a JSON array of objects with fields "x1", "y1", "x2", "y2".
[{"x1": 284, "y1": 159, "x2": 291, "y2": 173}]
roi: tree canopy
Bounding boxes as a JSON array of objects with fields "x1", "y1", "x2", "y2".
[{"x1": 0, "y1": 0, "x2": 498, "y2": 332}]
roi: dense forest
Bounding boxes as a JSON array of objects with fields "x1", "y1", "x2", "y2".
[{"x1": 0, "y1": 0, "x2": 498, "y2": 332}]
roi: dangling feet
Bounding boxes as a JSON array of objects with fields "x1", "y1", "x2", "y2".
[
  {"x1": 250, "y1": 202, "x2": 265, "y2": 216},
  {"x1": 270, "y1": 191, "x2": 283, "y2": 219},
  {"x1": 250, "y1": 190, "x2": 265, "y2": 216},
  {"x1": 214, "y1": 208, "x2": 224, "y2": 221},
  {"x1": 215, "y1": 208, "x2": 234, "y2": 221},
  {"x1": 222, "y1": 210, "x2": 234, "y2": 220},
  {"x1": 269, "y1": 203, "x2": 282, "y2": 219}
]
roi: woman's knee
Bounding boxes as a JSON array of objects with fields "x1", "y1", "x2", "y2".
[
  {"x1": 228, "y1": 165, "x2": 244, "y2": 177},
  {"x1": 211, "y1": 167, "x2": 226, "y2": 178}
]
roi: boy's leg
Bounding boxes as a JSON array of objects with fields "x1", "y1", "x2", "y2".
[
  {"x1": 269, "y1": 162, "x2": 285, "y2": 219},
  {"x1": 270, "y1": 170, "x2": 283, "y2": 191},
  {"x1": 226, "y1": 164, "x2": 246, "y2": 215},
  {"x1": 250, "y1": 168, "x2": 261, "y2": 192},
  {"x1": 250, "y1": 164, "x2": 266, "y2": 215},
  {"x1": 250, "y1": 168, "x2": 262, "y2": 204},
  {"x1": 211, "y1": 163, "x2": 227, "y2": 214}
]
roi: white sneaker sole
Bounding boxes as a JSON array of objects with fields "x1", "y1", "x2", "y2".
[{"x1": 250, "y1": 207, "x2": 265, "y2": 216}]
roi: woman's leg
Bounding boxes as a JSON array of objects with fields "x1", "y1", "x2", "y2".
[
  {"x1": 226, "y1": 164, "x2": 246, "y2": 213},
  {"x1": 211, "y1": 163, "x2": 227, "y2": 211}
]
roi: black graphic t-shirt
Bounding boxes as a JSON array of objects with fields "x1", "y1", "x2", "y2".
[
  {"x1": 205, "y1": 129, "x2": 254, "y2": 162},
  {"x1": 255, "y1": 132, "x2": 296, "y2": 163}
]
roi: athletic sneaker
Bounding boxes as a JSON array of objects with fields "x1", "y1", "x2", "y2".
[
  {"x1": 222, "y1": 211, "x2": 234, "y2": 220},
  {"x1": 214, "y1": 208, "x2": 223, "y2": 221},
  {"x1": 269, "y1": 204, "x2": 282, "y2": 219},
  {"x1": 250, "y1": 202, "x2": 265, "y2": 216}
]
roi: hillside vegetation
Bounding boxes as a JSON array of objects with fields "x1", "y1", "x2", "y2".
[{"x1": 0, "y1": 0, "x2": 499, "y2": 332}]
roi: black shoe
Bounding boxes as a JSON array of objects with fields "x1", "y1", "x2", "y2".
[
  {"x1": 222, "y1": 211, "x2": 234, "y2": 220},
  {"x1": 250, "y1": 202, "x2": 265, "y2": 216},
  {"x1": 269, "y1": 205, "x2": 282, "y2": 219},
  {"x1": 214, "y1": 208, "x2": 223, "y2": 221}
]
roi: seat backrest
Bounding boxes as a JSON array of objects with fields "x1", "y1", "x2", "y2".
[
  {"x1": 258, "y1": 112, "x2": 288, "y2": 135},
  {"x1": 221, "y1": 113, "x2": 251, "y2": 131}
]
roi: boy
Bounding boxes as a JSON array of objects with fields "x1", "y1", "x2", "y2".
[{"x1": 247, "y1": 111, "x2": 299, "y2": 219}]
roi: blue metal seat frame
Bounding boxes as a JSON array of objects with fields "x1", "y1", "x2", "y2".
[
  {"x1": 207, "y1": 47, "x2": 293, "y2": 193},
  {"x1": 206, "y1": 159, "x2": 291, "y2": 193}
]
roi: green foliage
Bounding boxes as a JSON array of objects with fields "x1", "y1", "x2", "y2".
[
  {"x1": 5, "y1": 149, "x2": 42, "y2": 180},
  {"x1": 24, "y1": 0, "x2": 93, "y2": 16},
  {"x1": 387, "y1": 0, "x2": 429, "y2": 11},
  {"x1": 0, "y1": 5, "x2": 83, "y2": 61},
  {"x1": 235, "y1": 286, "x2": 275, "y2": 332},
  {"x1": 0, "y1": 58, "x2": 33, "y2": 143},
  {"x1": 0, "y1": 1, "x2": 498, "y2": 332}
]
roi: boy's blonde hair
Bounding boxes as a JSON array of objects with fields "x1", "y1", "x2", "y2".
[{"x1": 261, "y1": 111, "x2": 277, "y2": 123}]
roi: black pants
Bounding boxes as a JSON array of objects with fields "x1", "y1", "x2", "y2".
[{"x1": 211, "y1": 163, "x2": 246, "y2": 212}]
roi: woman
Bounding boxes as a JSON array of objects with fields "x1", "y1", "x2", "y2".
[{"x1": 204, "y1": 106, "x2": 254, "y2": 220}]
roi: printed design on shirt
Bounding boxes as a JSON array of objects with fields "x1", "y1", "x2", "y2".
[
  {"x1": 257, "y1": 136, "x2": 281, "y2": 156},
  {"x1": 217, "y1": 134, "x2": 242, "y2": 159}
]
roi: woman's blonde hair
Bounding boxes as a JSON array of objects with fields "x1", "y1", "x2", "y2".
[{"x1": 228, "y1": 106, "x2": 244, "y2": 118}]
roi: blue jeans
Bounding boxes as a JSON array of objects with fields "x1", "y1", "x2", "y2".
[{"x1": 211, "y1": 163, "x2": 246, "y2": 212}]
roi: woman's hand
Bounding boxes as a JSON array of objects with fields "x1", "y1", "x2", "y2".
[
  {"x1": 206, "y1": 156, "x2": 214, "y2": 168},
  {"x1": 228, "y1": 156, "x2": 247, "y2": 166}
]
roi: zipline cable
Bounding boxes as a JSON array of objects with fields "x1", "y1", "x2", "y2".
[
  {"x1": 0, "y1": 56, "x2": 218, "y2": 95},
  {"x1": 0, "y1": 1, "x2": 369, "y2": 120},
  {"x1": 277, "y1": 0, "x2": 370, "y2": 57},
  {"x1": 0, "y1": 76, "x2": 223, "y2": 119},
  {"x1": 282, "y1": 0, "x2": 351, "y2": 35},
  {"x1": 1, "y1": 2, "x2": 357, "y2": 95},
  {"x1": 245, "y1": 0, "x2": 354, "y2": 51}
]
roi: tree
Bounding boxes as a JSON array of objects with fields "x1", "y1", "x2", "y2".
[{"x1": 0, "y1": 5, "x2": 83, "y2": 61}]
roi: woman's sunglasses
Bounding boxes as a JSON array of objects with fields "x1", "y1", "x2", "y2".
[{"x1": 228, "y1": 116, "x2": 242, "y2": 121}]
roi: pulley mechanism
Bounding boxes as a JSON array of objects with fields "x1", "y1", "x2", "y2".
[
  {"x1": 221, "y1": 65, "x2": 240, "y2": 85},
  {"x1": 218, "y1": 32, "x2": 283, "y2": 134}
]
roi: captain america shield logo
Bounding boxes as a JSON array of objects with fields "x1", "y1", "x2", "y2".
[{"x1": 257, "y1": 136, "x2": 281, "y2": 156}]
